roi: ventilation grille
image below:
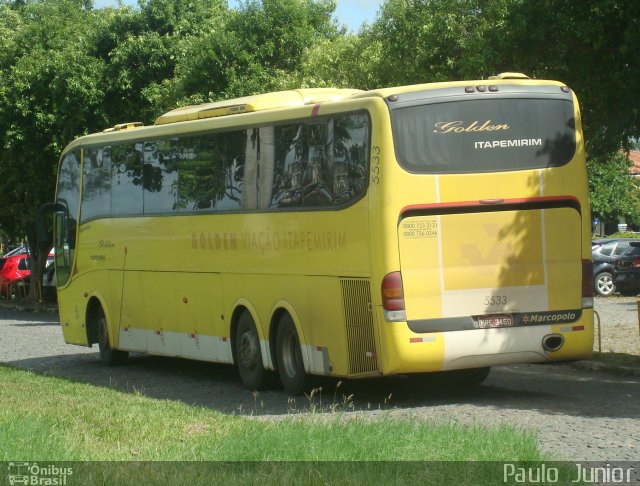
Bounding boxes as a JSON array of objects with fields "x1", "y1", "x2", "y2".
[{"x1": 340, "y1": 278, "x2": 379, "y2": 375}]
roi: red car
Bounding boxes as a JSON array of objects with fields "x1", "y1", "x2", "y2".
[{"x1": 0, "y1": 252, "x2": 30, "y2": 298}]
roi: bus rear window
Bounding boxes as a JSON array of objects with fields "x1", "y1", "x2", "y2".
[{"x1": 391, "y1": 98, "x2": 576, "y2": 174}]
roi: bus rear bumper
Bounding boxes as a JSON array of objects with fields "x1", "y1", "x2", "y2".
[{"x1": 377, "y1": 308, "x2": 594, "y2": 375}]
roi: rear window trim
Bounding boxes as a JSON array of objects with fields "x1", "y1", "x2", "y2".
[{"x1": 387, "y1": 86, "x2": 577, "y2": 175}]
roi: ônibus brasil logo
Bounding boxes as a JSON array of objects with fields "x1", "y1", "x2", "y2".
[{"x1": 7, "y1": 462, "x2": 73, "y2": 485}]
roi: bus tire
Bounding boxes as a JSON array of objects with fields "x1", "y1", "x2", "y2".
[
  {"x1": 235, "y1": 311, "x2": 268, "y2": 390},
  {"x1": 447, "y1": 367, "x2": 491, "y2": 386},
  {"x1": 97, "y1": 311, "x2": 128, "y2": 366},
  {"x1": 275, "y1": 313, "x2": 308, "y2": 395}
]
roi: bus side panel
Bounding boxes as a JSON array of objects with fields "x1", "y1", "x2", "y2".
[
  {"x1": 118, "y1": 271, "x2": 146, "y2": 352},
  {"x1": 116, "y1": 271, "x2": 230, "y2": 361},
  {"x1": 58, "y1": 282, "x2": 90, "y2": 346},
  {"x1": 174, "y1": 273, "x2": 225, "y2": 361},
  {"x1": 376, "y1": 307, "x2": 445, "y2": 375},
  {"x1": 220, "y1": 273, "x2": 308, "y2": 368},
  {"x1": 305, "y1": 276, "x2": 351, "y2": 377}
]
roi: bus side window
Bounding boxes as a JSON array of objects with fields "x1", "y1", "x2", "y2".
[
  {"x1": 178, "y1": 134, "x2": 218, "y2": 211},
  {"x1": 110, "y1": 142, "x2": 143, "y2": 215},
  {"x1": 333, "y1": 114, "x2": 369, "y2": 204},
  {"x1": 217, "y1": 129, "x2": 248, "y2": 211},
  {"x1": 54, "y1": 150, "x2": 80, "y2": 287},
  {"x1": 143, "y1": 139, "x2": 178, "y2": 214},
  {"x1": 81, "y1": 146, "x2": 112, "y2": 222},
  {"x1": 303, "y1": 122, "x2": 332, "y2": 207},
  {"x1": 271, "y1": 124, "x2": 306, "y2": 208},
  {"x1": 267, "y1": 114, "x2": 369, "y2": 210}
]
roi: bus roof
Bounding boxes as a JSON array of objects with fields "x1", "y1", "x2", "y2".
[
  {"x1": 154, "y1": 88, "x2": 363, "y2": 125},
  {"x1": 67, "y1": 74, "x2": 568, "y2": 150}
]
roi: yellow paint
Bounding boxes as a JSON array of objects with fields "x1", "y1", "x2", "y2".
[{"x1": 441, "y1": 211, "x2": 545, "y2": 290}]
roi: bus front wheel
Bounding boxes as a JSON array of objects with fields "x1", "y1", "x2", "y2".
[
  {"x1": 97, "y1": 312, "x2": 128, "y2": 366},
  {"x1": 235, "y1": 311, "x2": 268, "y2": 390},
  {"x1": 276, "y1": 314, "x2": 308, "y2": 395}
]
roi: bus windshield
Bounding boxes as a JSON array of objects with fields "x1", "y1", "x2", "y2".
[{"x1": 390, "y1": 97, "x2": 577, "y2": 174}]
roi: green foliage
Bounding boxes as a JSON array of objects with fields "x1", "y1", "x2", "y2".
[
  {"x1": 603, "y1": 232, "x2": 640, "y2": 239},
  {"x1": 153, "y1": 0, "x2": 340, "y2": 108},
  {"x1": 0, "y1": 0, "x2": 105, "y2": 246},
  {"x1": 491, "y1": 0, "x2": 640, "y2": 158},
  {"x1": 0, "y1": 0, "x2": 638, "y2": 245},
  {"x1": 588, "y1": 151, "x2": 640, "y2": 226}
]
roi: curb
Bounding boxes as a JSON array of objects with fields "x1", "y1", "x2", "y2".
[
  {"x1": 0, "y1": 302, "x2": 58, "y2": 314},
  {"x1": 572, "y1": 359, "x2": 640, "y2": 377}
]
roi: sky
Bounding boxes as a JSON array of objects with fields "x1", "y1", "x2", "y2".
[{"x1": 93, "y1": 0, "x2": 384, "y2": 32}]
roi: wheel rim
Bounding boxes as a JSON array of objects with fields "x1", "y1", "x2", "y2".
[
  {"x1": 596, "y1": 274, "x2": 614, "y2": 295},
  {"x1": 238, "y1": 329, "x2": 259, "y2": 371},
  {"x1": 281, "y1": 329, "x2": 300, "y2": 379}
]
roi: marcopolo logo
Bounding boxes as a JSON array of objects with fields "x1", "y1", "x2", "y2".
[
  {"x1": 521, "y1": 311, "x2": 579, "y2": 325},
  {"x1": 8, "y1": 462, "x2": 73, "y2": 485}
]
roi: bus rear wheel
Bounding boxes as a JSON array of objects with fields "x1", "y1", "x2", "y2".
[
  {"x1": 276, "y1": 314, "x2": 308, "y2": 395},
  {"x1": 97, "y1": 311, "x2": 128, "y2": 366},
  {"x1": 235, "y1": 311, "x2": 268, "y2": 390}
]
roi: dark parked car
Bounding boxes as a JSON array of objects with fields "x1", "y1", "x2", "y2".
[
  {"x1": 613, "y1": 241, "x2": 640, "y2": 296},
  {"x1": 591, "y1": 238, "x2": 638, "y2": 296}
]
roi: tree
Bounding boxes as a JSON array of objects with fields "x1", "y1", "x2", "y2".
[
  {"x1": 494, "y1": 0, "x2": 640, "y2": 158},
  {"x1": 151, "y1": 0, "x2": 340, "y2": 108},
  {"x1": 588, "y1": 152, "x2": 640, "y2": 230},
  {"x1": 0, "y1": 0, "x2": 106, "y2": 299}
]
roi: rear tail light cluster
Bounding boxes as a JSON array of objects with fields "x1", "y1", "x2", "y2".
[
  {"x1": 582, "y1": 259, "x2": 594, "y2": 308},
  {"x1": 631, "y1": 259, "x2": 640, "y2": 268},
  {"x1": 382, "y1": 272, "x2": 407, "y2": 322}
]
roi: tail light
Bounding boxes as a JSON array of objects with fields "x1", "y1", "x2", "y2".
[
  {"x1": 582, "y1": 259, "x2": 594, "y2": 308},
  {"x1": 382, "y1": 271, "x2": 406, "y2": 322},
  {"x1": 631, "y1": 259, "x2": 640, "y2": 268}
]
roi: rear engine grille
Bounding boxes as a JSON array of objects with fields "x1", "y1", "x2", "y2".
[{"x1": 340, "y1": 278, "x2": 379, "y2": 375}]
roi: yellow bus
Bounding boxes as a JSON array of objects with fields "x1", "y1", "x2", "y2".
[{"x1": 53, "y1": 73, "x2": 594, "y2": 394}]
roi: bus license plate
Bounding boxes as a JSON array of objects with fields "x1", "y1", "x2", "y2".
[{"x1": 478, "y1": 315, "x2": 513, "y2": 329}]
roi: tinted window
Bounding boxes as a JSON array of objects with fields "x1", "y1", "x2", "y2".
[
  {"x1": 599, "y1": 242, "x2": 615, "y2": 256},
  {"x1": 391, "y1": 98, "x2": 576, "y2": 174},
  {"x1": 143, "y1": 140, "x2": 179, "y2": 214},
  {"x1": 81, "y1": 146, "x2": 112, "y2": 222},
  {"x1": 208, "y1": 129, "x2": 250, "y2": 211},
  {"x1": 267, "y1": 113, "x2": 369, "y2": 208},
  {"x1": 111, "y1": 143, "x2": 143, "y2": 215},
  {"x1": 55, "y1": 150, "x2": 81, "y2": 286},
  {"x1": 613, "y1": 242, "x2": 632, "y2": 256},
  {"x1": 17, "y1": 257, "x2": 29, "y2": 271},
  {"x1": 623, "y1": 244, "x2": 640, "y2": 258},
  {"x1": 178, "y1": 134, "x2": 216, "y2": 211},
  {"x1": 77, "y1": 111, "x2": 368, "y2": 218},
  {"x1": 57, "y1": 151, "x2": 81, "y2": 223}
]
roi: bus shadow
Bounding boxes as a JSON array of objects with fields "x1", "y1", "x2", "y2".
[{"x1": 4, "y1": 353, "x2": 639, "y2": 420}]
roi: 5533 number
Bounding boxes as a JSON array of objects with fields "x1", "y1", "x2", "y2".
[{"x1": 484, "y1": 295, "x2": 507, "y2": 306}]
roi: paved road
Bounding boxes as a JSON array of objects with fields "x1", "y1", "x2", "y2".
[{"x1": 0, "y1": 301, "x2": 638, "y2": 462}]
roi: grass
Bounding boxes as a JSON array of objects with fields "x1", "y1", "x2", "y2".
[
  {"x1": 0, "y1": 365, "x2": 579, "y2": 484},
  {"x1": 0, "y1": 365, "x2": 543, "y2": 462}
]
